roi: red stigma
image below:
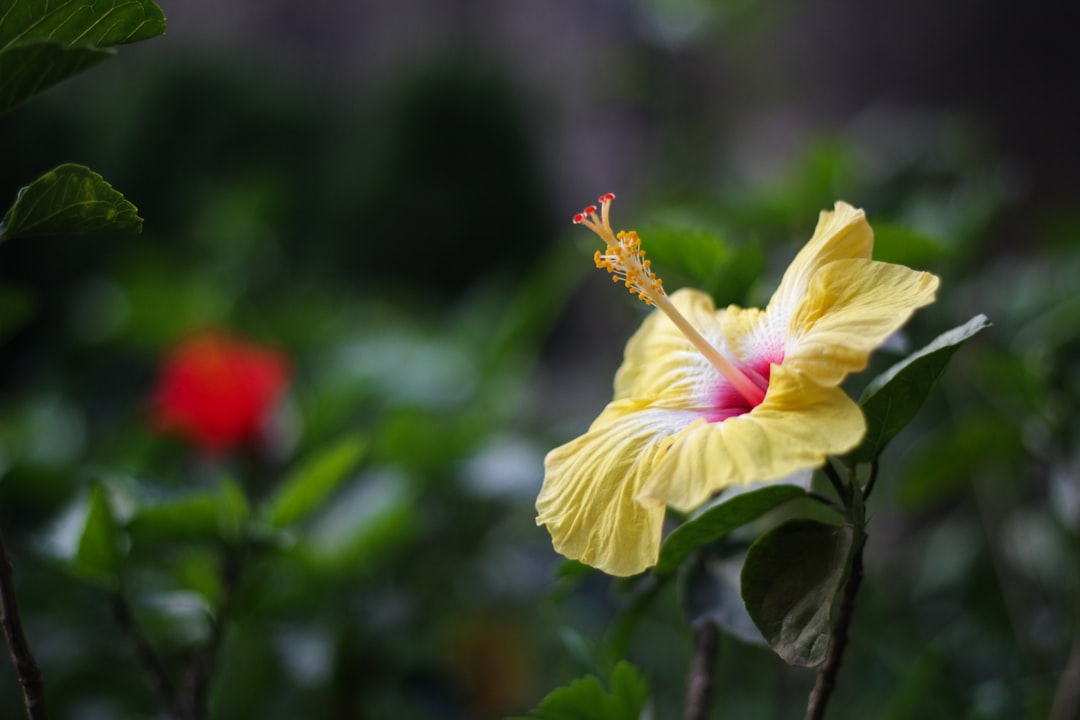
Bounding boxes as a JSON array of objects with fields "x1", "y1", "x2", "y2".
[
  {"x1": 599, "y1": 193, "x2": 615, "y2": 202},
  {"x1": 572, "y1": 213, "x2": 586, "y2": 224},
  {"x1": 583, "y1": 205, "x2": 597, "y2": 215}
]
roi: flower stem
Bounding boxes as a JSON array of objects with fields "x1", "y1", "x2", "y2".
[
  {"x1": 862, "y1": 461, "x2": 880, "y2": 502},
  {"x1": 0, "y1": 524, "x2": 47, "y2": 720},
  {"x1": 821, "y1": 461, "x2": 848, "y2": 504},
  {"x1": 804, "y1": 534, "x2": 865, "y2": 720},
  {"x1": 187, "y1": 547, "x2": 241, "y2": 720},
  {"x1": 111, "y1": 590, "x2": 188, "y2": 720},
  {"x1": 113, "y1": 544, "x2": 242, "y2": 720},
  {"x1": 804, "y1": 466, "x2": 867, "y2": 720},
  {"x1": 684, "y1": 620, "x2": 719, "y2": 720}
]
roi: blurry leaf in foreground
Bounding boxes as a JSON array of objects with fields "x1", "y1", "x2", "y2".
[
  {"x1": 0, "y1": 164, "x2": 142, "y2": 241},
  {"x1": 655, "y1": 484, "x2": 807, "y2": 576},
  {"x1": 69, "y1": 485, "x2": 124, "y2": 588},
  {"x1": 305, "y1": 470, "x2": 415, "y2": 572},
  {"x1": 264, "y1": 435, "x2": 366, "y2": 527},
  {"x1": 846, "y1": 314, "x2": 991, "y2": 464},
  {"x1": 127, "y1": 480, "x2": 250, "y2": 547},
  {"x1": 136, "y1": 590, "x2": 213, "y2": 647},
  {"x1": 741, "y1": 519, "x2": 852, "y2": 667},
  {"x1": 514, "y1": 661, "x2": 649, "y2": 720},
  {"x1": 0, "y1": 0, "x2": 166, "y2": 112}
]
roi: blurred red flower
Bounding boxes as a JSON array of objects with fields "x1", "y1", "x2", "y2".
[{"x1": 151, "y1": 332, "x2": 290, "y2": 454}]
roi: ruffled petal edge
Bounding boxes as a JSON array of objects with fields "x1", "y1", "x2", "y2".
[
  {"x1": 639, "y1": 365, "x2": 865, "y2": 512},
  {"x1": 766, "y1": 202, "x2": 874, "y2": 326},
  {"x1": 537, "y1": 407, "x2": 699, "y2": 576},
  {"x1": 785, "y1": 259, "x2": 940, "y2": 386}
]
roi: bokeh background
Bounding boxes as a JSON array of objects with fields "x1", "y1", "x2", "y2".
[{"x1": 1, "y1": 0, "x2": 1079, "y2": 717}]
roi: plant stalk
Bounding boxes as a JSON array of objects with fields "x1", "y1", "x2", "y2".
[
  {"x1": 111, "y1": 590, "x2": 189, "y2": 720},
  {"x1": 804, "y1": 534, "x2": 865, "y2": 720},
  {"x1": 186, "y1": 548, "x2": 241, "y2": 720},
  {"x1": 0, "y1": 525, "x2": 47, "y2": 720},
  {"x1": 684, "y1": 620, "x2": 719, "y2": 720},
  {"x1": 805, "y1": 465, "x2": 867, "y2": 720}
]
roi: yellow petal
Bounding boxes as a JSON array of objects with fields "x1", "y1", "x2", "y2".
[
  {"x1": 785, "y1": 259, "x2": 940, "y2": 386},
  {"x1": 721, "y1": 304, "x2": 783, "y2": 369},
  {"x1": 639, "y1": 365, "x2": 865, "y2": 513},
  {"x1": 537, "y1": 407, "x2": 698, "y2": 576},
  {"x1": 613, "y1": 288, "x2": 727, "y2": 406},
  {"x1": 766, "y1": 202, "x2": 873, "y2": 322}
]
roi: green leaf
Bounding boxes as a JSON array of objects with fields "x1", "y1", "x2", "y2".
[
  {"x1": 265, "y1": 435, "x2": 366, "y2": 527},
  {"x1": 0, "y1": 0, "x2": 166, "y2": 48},
  {"x1": 0, "y1": 0, "x2": 166, "y2": 112},
  {"x1": 0, "y1": 163, "x2": 143, "y2": 238},
  {"x1": 74, "y1": 485, "x2": 123, "y2": 586},
  {"x1": 515, "y1": 661, "x2": 649, "y2": 720},
  {"x1": 0, "y1": 163, "x2": 143, "y2": 241},
  {"x1": 846, "y1": 314, "x2": 991, "y2": 464},
  {"x1": 741, "y1": 519, "x2": 853, "y2": 667},
  {"x1": 655, "y1": 485, "x2": 807, "y2": 576},
  {"x1": 0, "y1": 42, "x2": 112, "y2": 114},
  {"x1": 127, "y1": 480, "x2": 249, "y2": 546}
]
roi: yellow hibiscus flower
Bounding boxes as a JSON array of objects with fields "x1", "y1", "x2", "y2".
[{"x1": 537, "y1": 194, "x2": 939, "y2": 576}]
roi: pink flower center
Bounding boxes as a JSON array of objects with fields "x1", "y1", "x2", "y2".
[{"x1": 706, "y1": 356, "x2": 776, "y2": 423}]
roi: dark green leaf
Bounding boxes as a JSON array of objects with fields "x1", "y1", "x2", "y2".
[
  {"x1": 265, "y1": 435, "x2": 366, "y2": 527},
  {"x1": 0, "y1": 43, "x2": 112, "y2": 114},
  {"x1": 515, "y1": 661, "x2": 649, "y2": 720},
  {"x1": 741, "y1": 519, "x2": 853, "y2": 667},
  {"x1": 681, "y1": 547, "x2": 765, "y2": 646},
  {"x1": 0, "y1": 163, "x2": 142, "y2": 241},
  {"x1": 127, "y1": 481, "x2": 249, "y2": 546},
  {"x1": 74, "y1": 485, "x2": 122, "y2": 586},
  {"x1": 656, "y1": 485, "x2": 806, "y2": 576},
  {"x1": 0, "y1": 0, "x2": 166, "y2": 49},
  {"x1": 846, "y1": 314, "x2": 991, "y2": 464},
  {"x1": 0, "y1": 0, "x2": 165, "y2": 112}
]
